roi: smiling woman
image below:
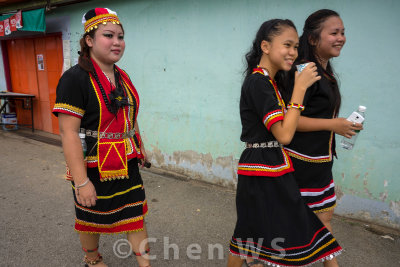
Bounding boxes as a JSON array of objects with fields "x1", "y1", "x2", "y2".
[
  {"x1": 86, "y1": 23, "x2": 125, "y2": 70},
  {"x1": 226, "y1": 19, "x2": 343, "y2": 267},
  {"x1": 311, "y1": 15, "x2": 346, "y2": 68},
  {"x1": 281, "y1": 9, "x2": 362, "y2": 267},
  {"x1": 52, "y1": 7, "x2": 152, "y2": 267}
]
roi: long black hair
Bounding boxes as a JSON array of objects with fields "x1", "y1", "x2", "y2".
[
  {"x1": 298, "y1": 9, "x2": 342, "y2": 116},
  {"x1": 78, "y1": 30, "x2": 96, "y2": 73},
  {"x1": 244, "y1": 19, "x2": 297, "y2": 80}
]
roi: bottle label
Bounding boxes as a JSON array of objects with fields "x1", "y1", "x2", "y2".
[
  {"x1": 346, "y1": 111, "x2": 364, "y2": 124},
  {"x1": 296, "y1": 63, "x2": 310, "y2": 73}
]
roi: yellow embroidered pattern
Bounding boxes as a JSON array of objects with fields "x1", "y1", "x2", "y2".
[
  {"x1": 237, "y1": 147, "x2": 292, "y2": 175},
  {"x1": 99, "y1": 141, "x2": 127, "y2": 167},
  {"x1": 75, "y1": 227, "x2": 144, "y2": 235},
  {"x1": 263, "y1": 110, "x2": 283, "y2": 129},
  {"x1": 120, "y1": 72, "x2": 140, "y2": 155},
  {"x1": 90, "y1": 76, "x2": 128, "y2": 178},
  {"x1": 75, "y1": 200, "x2": 145, "y2": 215},
  {"x1": 72, "y1": 184, "x2": 143, "y2": 199},
  {"x1": 285, "y1": 132, "x2": 334, "y2": 163},
  {"x1": 85, "y1": 14, "x2": 120, "y2": 32},
  {"x1": 314, "y1": 203, "x2": 337, "y2": 214},
  {"x1": 53, "y1": 103, "x2": 85, "y2": 117},
  {"x1": 76, "y1": 216, "x2": 143, "y2": 228}
]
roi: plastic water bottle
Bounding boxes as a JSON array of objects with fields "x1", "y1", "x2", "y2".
[
  {"x1": 79, "y1": 133, "x2": 87, "y2": 157},
  {"x1": 340, "y1": 106, "x2": 366, "y2": 150}
]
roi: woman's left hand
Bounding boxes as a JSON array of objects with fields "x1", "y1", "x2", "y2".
[
  {"x1": 134, "y1": 121, "x2": 150, "y2": 168},
  {"x1": 139, "y1": 145, "x2": 149, "y2": 168},
  {"x1": 332, "y1": 117, "x2": 363, "y2": 138}
]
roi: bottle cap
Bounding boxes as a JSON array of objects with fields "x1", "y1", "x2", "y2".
[
  {"x1": 78, "y1": 133, "x2": 86, "y2": 139},
  {"x1": 358, "y1": 105, "x2": 367, "y2": 112}
]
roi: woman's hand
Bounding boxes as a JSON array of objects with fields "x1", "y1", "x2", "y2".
[
  {"x1": 58, "y1": 114, "x2": 97, "y2": 207},
  {"x1": 294, "y1": 62, "x2": 321, "y2": 92},
  {"x1": 134, "y1": 120, "x2": 150, "y2": 168},
  {"x1": 139, "y1": 144, "x2": 149, "y2": 168},
  {"x1": 331, "y1": 117, "x2": 363, "y2": 138},
  {"x1": 273, "y1": 63, "x2": 321, "y2": 144},
  {"x1": 75, "y1": 180, "x2": 97, "y2": 207}
]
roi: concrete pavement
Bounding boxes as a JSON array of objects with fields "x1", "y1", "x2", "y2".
[{"x1": 0, "y1": 128, "x2": 399, "y2": 267}]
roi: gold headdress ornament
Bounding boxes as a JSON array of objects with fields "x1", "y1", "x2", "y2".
[{"x1": 82, "y1": 8, "x2": 121, "y2": 33}]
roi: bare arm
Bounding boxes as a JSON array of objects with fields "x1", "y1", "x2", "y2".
[
  {"x1": 270, "y1": 88, "x2": 306, "y2": 145},
  {"x1": 296, "y1": 116, "x2": 363, "y2": 138},
  {"x1": 58, "y1": 113, "x2": 97, "y2": 207},
  {"x1": 134, "y1": 120, "x2": 148, "y2": 166}
]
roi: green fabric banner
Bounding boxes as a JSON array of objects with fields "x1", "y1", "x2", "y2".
[{"x1": 0, "y1": 8, "x2": 45, "y2": 32}]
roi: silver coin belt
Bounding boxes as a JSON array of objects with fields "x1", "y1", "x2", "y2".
[
  {"x1": 246, "y1": 141, "x2": 280, "y2": 148},
  {"x1": 80, "y1": 128, "x2": 136, "y2": 139}
]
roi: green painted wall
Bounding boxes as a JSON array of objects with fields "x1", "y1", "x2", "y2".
[{"x1": 47, "y1": 0, "x2": 400, "y2": 228}]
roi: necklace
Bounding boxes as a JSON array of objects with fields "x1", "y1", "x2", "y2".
[
  {"x1": 92, "y1": 70, "x2": 115, "y2": 114},
  {"x1": 102, "y1": 71, "x2": 115, "y2": 87}
]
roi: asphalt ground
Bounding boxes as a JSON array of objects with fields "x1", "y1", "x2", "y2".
[{"x1": 1, "y1": 128, "x2": 400, "y2": 267}]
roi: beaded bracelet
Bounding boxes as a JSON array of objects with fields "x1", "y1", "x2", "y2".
[
  {"x1": 75, "y1": 178, "x2": 90, "y2": 196},
  {"x1": 76, "y1": 178, "x2": 90, "y2": 189},
  {"x1": 287, "y1": 102, "x2": 305, "y2": 111}
]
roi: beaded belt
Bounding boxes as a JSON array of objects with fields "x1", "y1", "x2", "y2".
[
  {"x1": 80, "y1": 128, "x2": 136, "y2": 139},
  {"x1": 246, "y1": 141, "x2": 280, "y2": 148}
]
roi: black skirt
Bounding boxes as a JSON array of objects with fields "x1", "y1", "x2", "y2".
[
  {"x1": 229, "y1": 174, "x2": 342, "y2": 266},
  {"x1": 291, "y1": 158, "x2": 336, "y2": 213},
  {"x1": 72, "y1": 158, "x2": 148, "y2": 234}
]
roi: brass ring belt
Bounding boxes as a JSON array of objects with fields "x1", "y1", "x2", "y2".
[
  {"x1": 80, "y1": 128, "x2": 136, "y2": 139},
  {"x1": 246, "y1": 141, "x2": 280, "y2": 148}
]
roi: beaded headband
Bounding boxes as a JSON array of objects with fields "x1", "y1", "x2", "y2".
[{"x1": 82, "y1": 8, "x2": 121, "y2": 33}]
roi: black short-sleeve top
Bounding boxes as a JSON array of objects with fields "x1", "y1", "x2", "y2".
[
  {"x1": 285, "y1": 68, "x2": 337, "y2": 163},
  {"x1": 237, "y1": 68, "x2": 293, "y2": 177},
  {"x1": 53, "y1": 64, "x2": 95, "y2": 121},
  {"x1": 52, "y1": 64, "x2": 141, "y2": 167}
]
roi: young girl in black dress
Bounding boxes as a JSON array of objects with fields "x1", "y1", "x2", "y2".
[
  {"x1": 227, "y1": 19, "x2": 342, "y2": 267},
  {"x1": 283, "y1": 9, "x2": 362, "y2": 267}
]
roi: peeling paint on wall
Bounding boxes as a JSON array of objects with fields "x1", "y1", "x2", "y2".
[
  {"x1": 148, "y1": 148, "x2": 238, "y2": 189},
  {"x1": 390, "y1": 201, "x2": 400, "y2": 217},
  {"x1": 336, "y1": 195, "x2": 400, "y2": 230},
  {"x1": 335, "y1": 185, "x2": 344, "y2": 201}
]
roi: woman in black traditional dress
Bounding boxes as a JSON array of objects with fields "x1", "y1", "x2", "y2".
[
  {"x1": 53, "y1": 8, "x2": 151, "y2": 267},
  {"x1": 227, "y1": 19, "x2": 342, "y2": 267},
  {"x1": 282, "y1": 9, "x2": 363, "y2": 267}
]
